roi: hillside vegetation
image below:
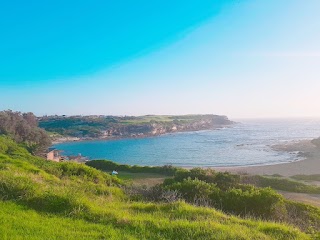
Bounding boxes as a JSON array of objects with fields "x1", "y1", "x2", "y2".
[
  {"x1": 39, "y1": 114, "x2": 233, "y2": 140},
  {"x1": 0, "y1": 136, "x2": 315, "y2": 239},
  {"x1": 0, "y1": 110, "x2": 51, "y2": 155},
  {"x1": 89, "y1": 160, "x2": 320, "y2": 235}
]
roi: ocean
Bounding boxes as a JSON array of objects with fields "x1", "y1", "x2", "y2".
[{"x1": 54, "y1": 118, "x2": 320, "y2": 167}]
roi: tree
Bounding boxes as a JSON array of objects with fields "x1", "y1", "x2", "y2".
[{"x1": 0, "y1": 110, "x2": 51, "y2": 156}]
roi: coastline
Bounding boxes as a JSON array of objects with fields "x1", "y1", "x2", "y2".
[
  {"x1": 53, "y1": 127, "x2": 320, "y2": 177},
  {"x1": 52, "y1": 125, "x2": 232, "y2": 145},
  {"x1": 212, "y1": 139, "x2": 320, "y2": 176}
]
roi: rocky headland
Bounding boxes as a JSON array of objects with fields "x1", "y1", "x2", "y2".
[{"x1": 39, "y1": 114, "x2": 234, "y2": 143}]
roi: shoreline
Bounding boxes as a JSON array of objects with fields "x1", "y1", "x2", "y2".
[
  {"x1": 211, "y1": 139, "x2": 320, "y2": 176},
  {"x1": 54, "y1": 129, "x2": 320, "y2": 177},
  {"x1": 52, "y1": 125, "x2": 233, "y2": 145},
  {"x1": 180, "y1": 158, "x2": 307, "y2": 170},
  {"x1": 85, "y1": 138, "x2": 317, "y2": 176}
]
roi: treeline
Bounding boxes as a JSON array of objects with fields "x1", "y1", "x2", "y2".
[
  {"x1": 39, "y1": 116, "x2": 116, "y2": 138},
  {"x1": 0, "y1": 110, "x2": 51, "y2": 155}
]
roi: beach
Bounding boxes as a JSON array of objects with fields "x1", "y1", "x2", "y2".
[
  {"x1": 55, "y1": 119, "x2": 320, "y2": 168},
  {"x1": 214, "y1": 139, "x2": 320, "y2": 176}
]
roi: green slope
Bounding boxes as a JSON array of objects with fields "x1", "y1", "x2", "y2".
[{"x1": 0, "y1": 136, "x2": 310, "y2": 239}]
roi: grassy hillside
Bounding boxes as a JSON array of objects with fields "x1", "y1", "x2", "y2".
[
  {"x1": 38, "y1": 114, "x2": 233, "y2": 139},
  {"x1": 89, "y1": 161, "x2": 320, "y2": 234},
  {"x1": 0, "y1": 136, "x2": 315, "y2": 239}
]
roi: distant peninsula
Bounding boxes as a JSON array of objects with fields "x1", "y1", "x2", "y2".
[{"x1": 39, "y1": 114, "x2": 234, "y2": 143}]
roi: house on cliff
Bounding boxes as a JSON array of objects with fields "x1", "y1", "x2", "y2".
[{"x1": 46, "y1": 148, "x2": 61, "y2": 162}]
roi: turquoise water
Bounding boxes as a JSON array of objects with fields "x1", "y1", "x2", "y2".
[{"x1": 54, "y1": 119, "x2": 320, "y2": 167}]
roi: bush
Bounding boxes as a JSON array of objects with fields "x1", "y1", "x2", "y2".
[
  {"x1": 285, "y1": 200, "x2": 320, "y2": 233},
  {"x1": 164, "y1": 178, "x2": 217, "y2": 203},
  {"x1": 162, "y1": 170, "x2": 287, "y2": 221},
  {"x1": 216, "y1": 187, "x2": 286, "y2": 219},
  {"x1": 170, "y1": 168, "x2": 240, "y2": 190}
]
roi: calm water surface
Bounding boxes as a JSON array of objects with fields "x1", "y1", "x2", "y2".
[{"x1": 54, "y1": 119, "x2": 320, "y2": 167}]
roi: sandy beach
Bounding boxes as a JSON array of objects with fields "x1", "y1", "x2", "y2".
[{"x1": 214, "y1": 139, "x2": 320, "y2": 176}]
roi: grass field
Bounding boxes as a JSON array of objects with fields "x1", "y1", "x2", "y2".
[
  {"x1": 116, "y1": 171, "x2": 167, "y2": 187},
  {"x1": 119, "y1": 115, "x2": 174, "y2": 124},
  {"x1": 1, "y1": 200, "x2": 310, "y2": 240},
  {"x1": 291, "y1": 174, "x2": 320, "y2": 182}
]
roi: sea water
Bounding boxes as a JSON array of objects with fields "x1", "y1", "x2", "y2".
[{"x1": 54, "y1": 118, "x2": 320, "y2": 167}]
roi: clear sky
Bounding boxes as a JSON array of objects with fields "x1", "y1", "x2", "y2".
[{"x1": 1, "y1": 0, "x2": 319, "y2": 118}]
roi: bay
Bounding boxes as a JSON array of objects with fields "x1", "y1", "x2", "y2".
[{"x1": 54, "y1": 118, "x2": 320, "y2": 167}]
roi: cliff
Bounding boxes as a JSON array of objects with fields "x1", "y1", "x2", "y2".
[{"x1": 39, "y1": 114, "x2": 234, "y2": 141}]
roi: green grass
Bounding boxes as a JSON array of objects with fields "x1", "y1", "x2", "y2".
[
  {"x1": 119, "y1": 115, "x2": 174, "y2": 124},
  {"x1": 86, "y1": 159, "x2": 179, "y2": 176},
  {"x1": 0, "y1": 200, "x2": 309, "y2": 240},
  {"x1": 116, "y1": 171, "x2": 166, "y2": 180},
  {"x1": 0, "y1": 202, "x2": 131, "y2": 240},
  {"x1": 0, "y1": 136, "x2": 314, "y2": 239},
  {"x1": 116, "y1": 171, "x2": 167, "y2": 187},
  {"x1": 243, "y1": 175, "x2": 320, "y2": 194},
  {"x1": 291, "y1": 174, "x2": 320, "y2": 182}
]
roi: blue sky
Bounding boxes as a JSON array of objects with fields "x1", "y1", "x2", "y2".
[{"x1": 1, "y1": 0, "x2": 320, "y2": 118}]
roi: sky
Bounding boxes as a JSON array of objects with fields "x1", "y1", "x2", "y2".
[{"x1": 0, "y1": 0, "x2": 320, "y2": 119}]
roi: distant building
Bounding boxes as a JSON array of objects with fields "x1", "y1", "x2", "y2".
[
  {"x1": 46, "y1": 148, "x2": 88, "y2": 163},
  {"x1": 46, "y1": 148, "x2": 61, "y2": 162}
]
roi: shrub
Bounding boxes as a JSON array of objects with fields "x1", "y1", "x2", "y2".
[
  {"x1": 164, "y1": 178, "x2": 217, "y2": 203},
  {"x1": 285, "y1": 200, "x2": 320, "y2": 233},
  {"x1": 216, "y1": 187, "x2": 286, "y2": 219},
  {"x1": 171, "y1": 168, "x2": 240, "y2": 190},
  {"x1": 163, "y1": 170, "x2": 287, "y2": 221}
]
